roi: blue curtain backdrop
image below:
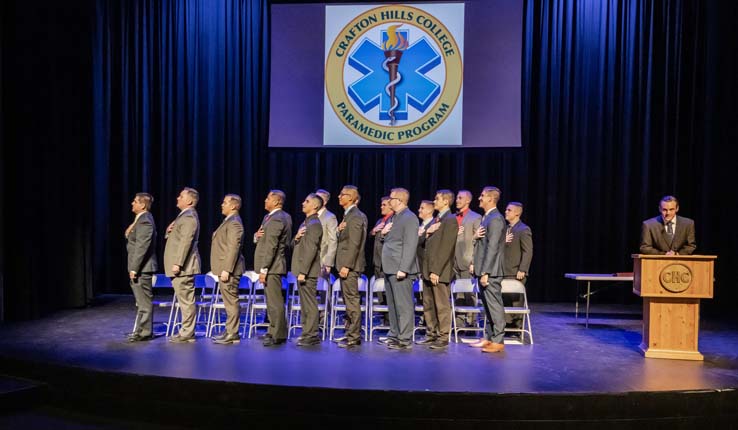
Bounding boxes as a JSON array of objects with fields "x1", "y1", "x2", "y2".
[{"x1": 2, "y1": 0, "x2": 736, "y2": 320}]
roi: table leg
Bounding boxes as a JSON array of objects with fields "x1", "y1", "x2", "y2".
[{"x1": 585, "y1": 281, "x2": 591, "y2": 328}]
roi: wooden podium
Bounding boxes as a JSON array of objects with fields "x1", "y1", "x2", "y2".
[{"x1": 632, "y1": 254, "x2": 716, "y2": 360}]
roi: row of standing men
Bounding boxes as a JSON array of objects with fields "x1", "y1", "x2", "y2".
[{"x1": 124, "y1": 186, "x2": 533, "y2": 353}]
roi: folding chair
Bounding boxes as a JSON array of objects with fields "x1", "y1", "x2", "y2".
[
  {"x1": 329, "y1": 275, "x2": 368, "y2": 341},
  {"x1": 287, "y1": 273, "x2": 333, "y2": 340},
  {"x1": 450, "y1": 278, "x2": 486, "y2": 342},
  {"x1": 501, "y1": 279, "x2": 534, "y2": 344}
]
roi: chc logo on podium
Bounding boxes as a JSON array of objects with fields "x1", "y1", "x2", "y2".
[
  {"x1": 659, "y1": 264, "x2": 693, "y2": 293},
  {"x1": 325, "y1": 4, "x2": 463, "y2": 145}
]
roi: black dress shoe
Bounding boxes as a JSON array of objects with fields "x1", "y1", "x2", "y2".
[
  {"x1": 337, "y1": 339, "x2": 361, "y2": 348},
  {"x1": 415, "y1": 337, "x2": 438, "y2": 345},
  {"x1": 263, "y1": 336, "x2": 286, "y2": 346},
  {"x1": 388, "y1": 342, "x2": 412, "y2": 351},
  {"x1": 213, "y1": 333, "x2": 241, "y2": 345},
  {"x1": 429, "y1": 339, "x2": 449, "y2": 350},
  {"x1": 296, "y1": 336, "x2": 321, "y2": 347},
  {"x1": 212, "y1": 332, "x2": 228, "y2": 341},
  {"x1": 169, "y1": 334, "x2": 196, "y2": 343},
  {"x1": 128, "y1": 334, "x2": 154, "y2": 342}
]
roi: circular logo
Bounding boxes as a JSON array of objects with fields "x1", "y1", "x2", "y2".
[
  {"x1": 659, "y1": 264, "x2": 692, "y2": 293},
  {"x1": 325, "y1": 5, "x2": 463, "y2": 145}
]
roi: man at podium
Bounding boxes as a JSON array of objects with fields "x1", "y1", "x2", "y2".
[{"x1": 639, "y1": 195, "x2": 696, "y2": 255}]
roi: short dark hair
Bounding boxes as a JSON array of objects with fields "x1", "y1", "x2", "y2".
[
  {"x1": 507, "y1": 201, "x2": 524, "y2": 214},
  {"x1": 270, "y1": 190, "x2": 286, "y2": 206},
  {"x1": 135, "y1": 193, "x2": 154, "y2": 211},
  {"x1": 225, "y1": 194, "x2": 242, "y2": 210},
  {"x1": 307, "y1": 193, "x2": 324, "y2": 210},
  {"x1": 482, "y1": 186, "x2": 501, "y2": 203},
  {"x1": 436, "y1": 189, "x2": 455, "y2": 206},
  {"x1": 183, "y1": 187, "x2": 199, "y2": 206},
  {"x1": 660, "y1": 195, "x2": 679, "y2": 206}
]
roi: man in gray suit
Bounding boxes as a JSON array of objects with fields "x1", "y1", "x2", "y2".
[
  {"x1": 502, "y1": 202, "x2": 533, "y2": 333},
  {"x1": 470, "y1": 186, "x2": 506, "y2": 353},
  {"x1": 126, "y1": 192, "x2": 158, "y2": 342},
  {"x1": 418, "y1": 190, "x2": 458, "y2": 349},
  {"x1": 211, "y1": 194, "x2": 245, "y2": 345},
  {"x1": 334, "y1": 185, "x2": 368, "y2": 348},
  {"x1": 640, "y1": 195, "x2": 696, "y2": 255},
  {"x1": 315, "y1": 189, "x2": 337, "y2": 278},
  {"x1": 254, "y1": 190, "x2": 292, "y2": 346},
  {"x1": 381, "y1": 187, "x2": 419, "y2": 350},
  {"x1": 291, "y1": 193, "x2": 324, "y2": 346},
  {"x1": 454, "y1": 190, "x2": 481, "y2": 326},
  {"x1": 164, "y1": 187, "x2": 201, "y2": 343}
]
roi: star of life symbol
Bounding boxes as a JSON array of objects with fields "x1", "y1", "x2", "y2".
[{"x1": 346, "y1": 27, "x2": 442, "y2": 125}]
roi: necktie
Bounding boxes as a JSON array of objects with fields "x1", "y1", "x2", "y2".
[{"x1": 666, "y1": 222, "x2": 673, "y2": 237}]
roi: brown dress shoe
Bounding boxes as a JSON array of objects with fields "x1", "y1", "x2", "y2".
[
  {"x1": 481, "y1": 342, "x2": 505, "y2": 353},
  {"x1": 470, "y1": 339, "x2": 492, "y2": 348}
]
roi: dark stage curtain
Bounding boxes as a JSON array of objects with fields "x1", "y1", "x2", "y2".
[{"x1": 3, "y1": 0, "x2": 737, "y2": 320}]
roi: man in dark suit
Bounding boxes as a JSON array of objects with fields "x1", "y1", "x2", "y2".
[
  {"x1": 291, "y1": 193, "x2": 324, "y2": 346},
  {"x1": 211, "y1": 194, "x2": 245, "y2": 345},
  {"x1": 371, "y1": 196, "x2": 393, "y2": 280},
  {"x1": 164, "y1": 187, "x2": 201, "y2": 343},
  {"x1": 315, "y1": 189, "x2": 337, "y2": 278},
  {"x1": 415, "y1": 200, "x2": 435, "y2": 273},
  {"x1": 126, "y1": 192, "x2": 158, "y2": 342},
  {"x1": 254, "y1": 190, "x2": 292, "y2": 346},
  {"x1": 470, "y1": 186, "x2": 506, "y2": 353},
  {"x1": 502, "y1": 202, "x2": 533, "y2": 333},
  {"x1": 381, "y1": 187, "x2": 420, "y2": 350},
  {"x1": 334, "y1": 185, "x2": 368, "y2": 348},
  {"x1": 418, "y1": 190, "x2": 458, "y2": 349},
  {"x1": 640, "y1": 195, "x2": 696, "y2": 255}
]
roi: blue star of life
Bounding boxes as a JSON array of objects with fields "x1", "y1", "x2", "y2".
[{"x1": 347, "y1": 35, "x2": 442, "y2": 122}]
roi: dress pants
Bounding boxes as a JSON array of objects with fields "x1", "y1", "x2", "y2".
[
  {"x1": 172, "y1": 275, "x2": 196, "y2": 338},
  {"x1": 341, "y1": 271, "x2": 362, "y2": 342},
  {"x1": 480, "y1": 277, "x2": 505, "y2": 344},
  {"x1": 503, "y1": 277, "x2": 526, "y2": 329},
  {"x1": 422, "y1": 279, "x2": 451, "y2": 340},
  {"x1": 385, "y1": 274, "x2": 415, "y2": 344},
  {"x1": 220, "y1": 275, "x2": 241, "y2": 336},
  {"x1": 264, "y1": 274, "x2": 287, "y2": 340},
  {"x1": 131, "y1": 273, "x2": 153, "y2": 337},
  {"x1": 298, "y1": 277, "x2": 319, "y2": 339}
]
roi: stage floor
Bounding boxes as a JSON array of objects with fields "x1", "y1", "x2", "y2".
[{"x1": 1, "y1": 295, "x2": 738, "y2": 395}]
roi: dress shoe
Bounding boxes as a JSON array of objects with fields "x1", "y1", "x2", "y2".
[
  {"x1": 387, "y1": 342, "x2": 412, "y2": 351},
  {"x1": 212, "y1": 332, "x2": 228, "y2": 341},
  {"x1": 168, "y1": 334, "x2": 196, "y2": 343},
  {"x1": 429, "y1": 340, "x2": 449, "y2": 350},
  {"x1": 296, "y1": 336, "x2": 321, "y2": 347},
  {"x1": 263, "y1": 336, "x2": 286, "y2": 346},
  {"x1": 337, "y1": 339, "x2": 361, "y2": 348},
  {"x1": 481, "y1": 342, "x2": 505, "y2": 353},
  {"x1": 415, "y1": 336, "x2": 438, "y2": 345},
  {"x1": 469, "y1": 339, "x2": 492, "y2": 348},
  {"x1": 378, "y1": 337, "x2": 397, "y2": 345},
  {"x1": 333, "y1": 336, "x2": 347, "y2": 343},
  {"x1": 213, "y1": 333, "x2": 241, "y2": 345},
  {"x1": 128, "y1": 334, "x2": 154, "y2": 342}
]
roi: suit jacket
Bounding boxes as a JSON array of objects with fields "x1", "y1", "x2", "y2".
[
  {"x1": 381, "y1": 207, "x2": 420, "y2": 275},
  {"x1": 254, "y1": 209, "x2": 292, "y2": 275},
  {"x1": 163, "y1": 208, "x2": 201, "y2": 277},
  {"x1": 291, "y1": 214, "x2": 323, "y2": 278},
  {"x1": 318, "y1": 208, "x2": 338, "y2": 268},
  {"x1": 126, "y1": 211, "x2": 158, "y2": 274},
  {"x1": 372, "y1": 217, "x2": 389, "y2": 272},
  {"x1": 423, "y1": 210, "x2": 459, "y2": 283},
  {"x1": 335, "y1": 206, "x2": 368, "y2": 272},
  {"x1": 502, "y1": 221, "x2": 533, "y2": 278},
  {"x1": 416, "y1": 219, "x2": 433, "y2": 275},
  {"x1": 210, "y1": 214, "x2": 245, "y2": 277},
  {"x1": 640, "y1": 215, "x2": 696, "y2": 255},
  {"x1": 473, "y1": 208, "x2": 505, "y2": 278},
  {"x1": 455, "y1": 209, "x2": 482, "y2": 274}
]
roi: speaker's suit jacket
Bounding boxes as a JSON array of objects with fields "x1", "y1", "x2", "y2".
[
  {"x1": 291, "y1": 214, "x2": 323, "y2": 278},
  {"x1": 335, "y1": 206, "x2": 368, "y2": 273},
  {"x1": 127, "y1": 211, "x2": 158, "y2": 274},
  {"x1": 210, "y1": 214, "x2": 245, "y2": 277},
  {"x1": 455, "y1": 209, "x2": 481, "y2": 275},
  {"x1": 416, "y1": 219, "x2": 433, "y2": 277},
  {"x1": 163, "y1": 208, "x2": 200, "y2": 277},
  {"x1": 473, "y1": 208, "x2": 505, "y2": 278},
  {"x1": 502, "y1": 220, "x2": 533, "y2": 278},
  {"x1": 381, "y1": 207, "x2": 420, "y2": 275},
  {"x1": 423, "y1": 210, "x2": 459, "y2": 283},
  {"x1": 254, "y1": 209, "x2": 292, "y2": 275},
  {"x1": 318, "y1": 208, "x2": 337, "y2": 268},
  {"x1": 640, "y1": 215, "x2": 696, "y2": 255}
]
